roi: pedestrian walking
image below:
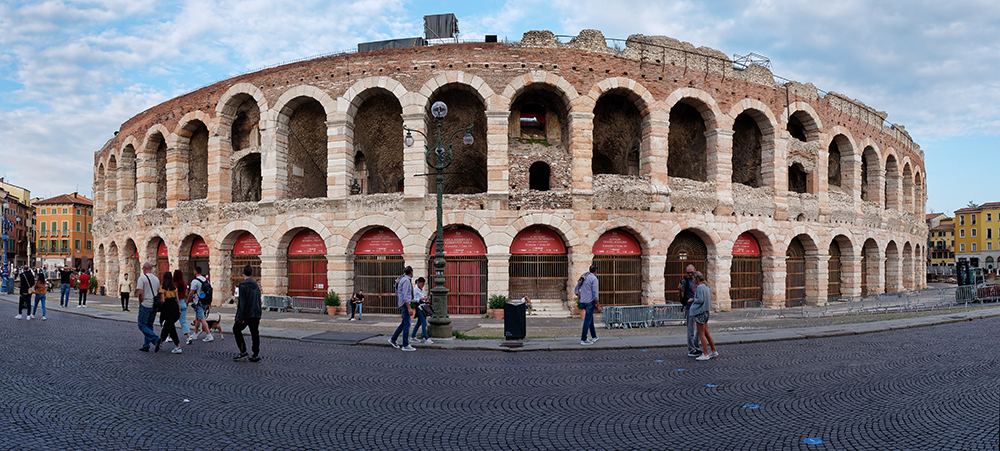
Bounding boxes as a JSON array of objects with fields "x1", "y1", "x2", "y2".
[
  {"x1": 77, "y1": 270, "x2": 90, "y2": 307},
  {"x1": 690, "y1": 271, "x2": 718, "y2": 361},
  {"x1": 173, "y1": 269, "x2": 193, "y2": 345},
  {"x1": 16, "y1": 266, "x2": 35, "y2": 320},
  {"x1": 574, "y1": 263, "x2": 600, "y2": 346},
  {"x1": 678, "y1": 264, "x2": 702, "y2": 357},
  {"x1": 410, "y1": 277, "x2": 433, "y2": 344},
  {"x1": 187, "y1": 266, "x2": 213, "y2": 342},
  {"x1": 32, "y1": 269, "x2": 47, "y2": 321},
  {"x1": 135, "y1": 262, "x2": 161, "y2": 352},
  {"x1": 58, "y1": 266, "x2": 72, "y2": 307},
  {"x1": 349, "y1": 290, "x2": 365, "y2": 321},
  {"x1": 389, "y1": 266, "x2": 416, "y2": 351},
  {"x1": 119, "y1": 272, "x2": 132, "y2": 311},
  {"x1": 232, "y1": 265, "x2": 262, "y2": 362},
  {"x1": 155, "y1": 271, "x2": 182, "y2": 354}
]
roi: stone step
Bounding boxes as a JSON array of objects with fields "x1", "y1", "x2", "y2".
[{"x1": 527, "y1": 299, "x2": 571, "y2": 317}]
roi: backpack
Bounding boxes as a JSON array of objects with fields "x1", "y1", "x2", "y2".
[{"x1": 196, "y1": 276, "x2": 213, "y2": 306}]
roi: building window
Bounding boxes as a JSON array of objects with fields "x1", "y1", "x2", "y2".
[
  {"x1": 960, "y1": 215, "x2": 965, "y2": 226},
  {"x1": 960, "y1": 229, "x2": 965, "y2": 238},
  {"x1": 40, "y1": 222, "x2": 46, "y2": 235},
  {"x1": 989, "y1": 242, "x2": 993, "y2": 251},
  {"x1": 61, "y1": 221, "x2": 68, "y2": 234},
  {"x1": 40, "y1": 208, "x2": 45, "y2": 215},
  {"x1": 989, "y1": 229, "x2": 993, "y2": 240},
  {"x1": 960, "y1": 243, "x2": 966, "y2": 252},
  {"x1": 75, "y1": 239, "x2": 80, "y2": 250},
  {"x1": 972, "y1": 214, "x2": 977, "y2": 225},
  {"x1": 972, "y1": 243, "x2": 977, "y2": 252},
  {"x1": 76, "y1": 221, "x2": 81, "y2": 232},
  {"x1": 989, "y1": 213, "x2": 993, "y2": 222},
  {"x1": 972, "y1": 228, "x2": 977, "y2": 237},
  {"x1": 88, "y1": 223, "x2": 92, "y2": 233},
  {"x1": 61, "y1": 239, "x2": 68, "y2": 252},
  {"x1": 62, "y1": 208, "x2": 67, "y2": 214},
  {"x1": 86, "y1": 240, "x2": 92, "y2": 250},
  {"x1": 88, "y1": 210, "x2": 92, "y2": 217},
  {"x1": 76, "y1": 208, "x2": 80, "y2": 215}
]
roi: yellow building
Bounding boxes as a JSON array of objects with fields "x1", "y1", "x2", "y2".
[
  {"x1": 927, "y1": 214, "x2": 955, "y2": 269},
  {"x1": 977, "y1": 202, "x2": 1000, "y2": 271},
  {"x1": 35, "y1": 193, "x2": 94, "y2": 270}
]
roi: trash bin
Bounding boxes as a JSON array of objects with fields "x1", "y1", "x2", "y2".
[{"x1": 503, "y1": 301, "x2": 527, "y2": 340}]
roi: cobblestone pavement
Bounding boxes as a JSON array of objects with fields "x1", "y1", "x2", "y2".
[{"x1": 1, "y1": 301, "x2": 997, "y2": 450}]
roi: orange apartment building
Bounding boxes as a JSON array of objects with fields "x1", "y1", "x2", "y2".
[{"x1": 35, "y1": 193, "x2": 94, "y2": 270}]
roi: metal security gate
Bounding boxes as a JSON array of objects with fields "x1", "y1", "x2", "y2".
[
  {"x1": 785, "y1": 239, "x2": 806, "y2": 307},
  {"x1": 430, "y1": 256, "x2": 487, "y2": 315},
  {"x1": 664, "y1": 231, "x2": 707, "y2": 304},
  {"x1": 730, "y1": 256, "x2": 762, "y2": 308},
  {"x1": 828, "y1": 243, "x2": 841, "y2": 302},
  {"x1": 231, "y1": 255, "x2": 261, "y2": 295},
  {"x1": 288, "y1": 257, "x2": 327, "y2": 298},
  {"x1": 509, "y1": 255, "x2": 568, "y2": 301},
  {"x1": 593, "y1": 255, "x2": 642, "y2": 306},
  {"x1": 354, "y1": 255, "x2": 405, "y2": 314}
]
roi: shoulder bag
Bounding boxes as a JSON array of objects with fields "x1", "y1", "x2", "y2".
[{"x1": 146, "y1": 274, "x2": 162, "y2": 309}]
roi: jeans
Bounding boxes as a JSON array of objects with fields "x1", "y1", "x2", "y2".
[
  {"x1": 350, "y1": 302, "x2": 363, "y2": 319},
  {"x1": 684, "y1": 304, "x2": 701, "y2": 353},
  {"x1": 32, "y1": 294, "x2": 46, "y2": 316},
  {"x1": 411, "y1": 306, "x2": 427, "y2": 339},
  {"x1": 391, "y1": 305, "x2": 411, "y2": 347},
  {"x1": 581, "y1": 302, "x2": 597, "y2": 341},
  {"x1": 179, "y1": 304, "x2": 190, "y2": 335},
  {"x1": 78, "y1": 288, "x2": 87, "y2": 306},
  {"x1": 137, "y1": 305, "x2": 159, "y2": 348},
  {"x1": 233, "y1": 317, "x2": 260, "y2": 356},
  {"x1": 60, "y1": 284, "x2": 70, "y2": 307}
]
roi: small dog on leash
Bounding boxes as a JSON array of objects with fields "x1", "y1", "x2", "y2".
[{"x1": 191, "y1": 313, "x2": 224, "y2": 340}]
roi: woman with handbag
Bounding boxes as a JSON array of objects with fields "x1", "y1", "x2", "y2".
[
  {"x1": 155, "y1": 271, "x2": 183, "y2": 354},
  {"x1": 32, "y1": 269, "x2": 48, "y2": 321}
]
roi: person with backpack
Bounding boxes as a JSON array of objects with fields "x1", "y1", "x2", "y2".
[
  {"x1": 135, "y1": 262, "x2": 161, "y2": 352},
  {"x1": 32, "y1": 269, "x2": 47, "y2": 321},
  {"x1": 15, "y1": 265, "x2": 35, "y2": 320},
  {"x1": 574, "y1": 263, "x2": 600, "y2": 346},
  {"x1": 233, "y1": 264, "x2": 262, "y2": 362},
  {"x1": 187, "y1": 266, "x2": 214, "y2": 343},
  {"x1": 389, "y1": 266, "x2": 416, "y2": 351}
]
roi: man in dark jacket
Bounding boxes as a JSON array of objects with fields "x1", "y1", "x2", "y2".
[
  {"x1": 232, "y1": 265, "x2": 262, "y2": 362},
  {"x1": 16, "y1": 265, "x2": 35, "y2": 320}
]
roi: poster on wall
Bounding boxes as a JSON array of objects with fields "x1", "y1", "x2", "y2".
[
  {"x1": 592, "y1": 230, "x2": 641, "y2": 255},
  {"x1": 190, "y1": 237, "x2": 210, "y2": 257},
  {"x1": 732, "y1": 233, "x2": 761, "y2": 256},
  {"x1": 233, "y1": 233, "x2": 262, "y2": 256},
  {"x1": 443, "y1": 229, "x2": 487, "y2": 256},
  {"x1": 289, "y1": 231, "x2": 326, "y2": 256},
  {"x1": 511, "y1": 227, "x2": 566, "y2": 254},
  {"x1": 356, "y1": 228, "x2": 404, "y2": 255}
]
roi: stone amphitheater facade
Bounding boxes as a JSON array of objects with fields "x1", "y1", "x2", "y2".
[{"x1": 92, "y1": 29, "x2": 927, "y2": 313}]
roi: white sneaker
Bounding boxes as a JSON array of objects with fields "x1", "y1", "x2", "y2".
[
  {"x1": 349, "y1": 318, "x2": 356, "y2": 321},
  {"x1": 26, "y1": 315, "x2": 31, "y2": 321},
  {"x1": 388, "y1": 339, "x2": 400, "y2": 349},
  {"x1": 581, "y1": 340, "x2": 593, "y2": 346},
  {"x1": 14, "y1": 314, "x2": 21, "y2": 320},
  {"x1": 695, "y1": 354, "x2": 712, "y2": 361},
  {"x1": 165, "y1": 337, "x2": 173, "y2": 343},
  {"x1": 590, "y1": 337, "x2": 599, "y2": 343},
  {"x1": 41, "y1": 317, "x2": 46, "y2": 321},
  {"x1": 186, "y1": 336, "x2": 194, "y2": 345},
  {"x1": 203, "y1": 334, "x2": 214, "y2": 342},
  {"x1": 709, "y1": 351, "x2": 719, "y2": 358},
  {"x1": 424, "y1": 338, "x2": 434, "y2": 344},
  {"x1": 171, "y1": 347, "x2": 183, "y2": 354},
  {"x1": 401, "y1": 345, "x2": 416, "y2": 351}
]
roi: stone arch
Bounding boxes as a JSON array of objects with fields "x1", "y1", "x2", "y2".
[
  {"x1": 95, "y1": 164, "x2": 106, "y2": 215},
  {"x1": 105, "y1": 154, "x2": 118, "y2": 213},
  {"x1": 118, "y1": 141, "x2": 137, "y2": 213},
  {"x1": 500, "y1": 213, "x2": 584, "y2": 255},
  {"x1": 418, "y1": 213, "x2": 494, "y2": 254},
  {"x1": 783, "y1": 232, "x2": 821, "y2": 306},
  {"x1": 585, "y1": 77, "x2": 655, "y2": 117},
  {"x1": 214, "y1": 221, "x2": 267, "y2": 253},
  {"x1": 177, "y1": 232, "x2": 214, "y2": 278},
  {"x1": 860, "y1": 141, "x2": 882, "y2": 203},
  {"x1": 217, "y1": 84, "x2": 268, "y2": 204},
  {"x1": 505, "y1": 75, "x2": 577, "y2": 192},
  {"x1": 663, "y1": 89, "x2": 723, "y2": 182},
  {"x1": 343, "y1": 76, "x2": 410, "y2": 118},
  {"x1": 216, "y1": 82, "x2": 270, "y2": 120},
  {"x1": 827, "y1": 131, "x2": 856, "y2": 192},
  {"x1": 344, "y1": 86, "x2": 404, "y2": 194},
  {"x1": 171, "y1": 111, "x2": 212, "y2": 202},
  {"x1": 587, "y1": 219, "x2": 656, "y2": 255},
  {"x1": 885, "y1": 240, "x2": 901, "y2": 292},
  {"x1": 729, "y1": 101, "x2": 778, "y2": 189},
  {"x1": 903, "y1": 241, "x2": 914, "y2": 290},
  {"x1": 107, "y1": 241, "x2": 121, "y2": 293},
  {"x1": 884, "y1": 152, "x2": 900, "y2": 210},
  {"x1": 861, "y1": 237, "x2": 881, "y2": 295},
  {"x1": 417, "y1": 71, "x2": 496, "y2": 111},
  {"x1": 781, "y1": 102, "x2": 823, "y2": 142},
  {"x1": 902, "y1": 162, "x2": 914, "y2": 214},
  {"x1": 501, "y1": 71, "x2": 580, "y2": 114},
  {"x1": 270, "y1": 216, "x2": 335, "y2": 256},
  {"x1": 662, "y1": 88, "x2": 723, "y2": 130},
  {"x1": 423, "y1": 81, "x2": 489, "y2": 194},
  {"x1": 271, "y1": 86, "x2": 338, "y2": 200},
  {"x1": 913, "y1": 168, "x2": 924, "y2": 215},
  {"x1": 344, "y1": 215, "x2": 412, "y2": 255},
  {"x1": 590, "y1": 84, "x2": 648, "y2": 176}
]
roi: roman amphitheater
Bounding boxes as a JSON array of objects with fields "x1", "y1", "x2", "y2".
[{"x1": 92, "y1": 29, "x2": 927, "y2": 315}]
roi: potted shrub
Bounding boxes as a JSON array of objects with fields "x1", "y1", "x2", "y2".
[
  {"x1": 324, "y1": 290, "x2": 341, "y2": 315},
  {"x1": 487, "y1": 294, "x2": 507, "y2": 319}
]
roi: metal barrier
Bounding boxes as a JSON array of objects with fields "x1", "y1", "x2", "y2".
[
  {"x1": 291, "y1": 296, "x2": 326, "y2": 314},
  {"x1": 263, "y1": 295, "x2": 291, "y2": 312},
  {"x1": 602, "y1": 304, "x2": 686, "y2": 329}
]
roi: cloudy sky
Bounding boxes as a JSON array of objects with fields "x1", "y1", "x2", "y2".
[{"x1": 0, "y1": 0, "x2": 996, "y2": 213}]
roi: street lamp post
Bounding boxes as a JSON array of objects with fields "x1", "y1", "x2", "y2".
[{"x1": 403, "y1": 101, "x2": 473, "y2": 339}]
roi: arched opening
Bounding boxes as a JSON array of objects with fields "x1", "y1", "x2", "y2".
[
  {"x1": 785, "y1": 238, "x2": 806, "y2": 307},
  {"x1": 828, "y1": 240, "x2": 843, "y2": 302},
  {"x1": 95, "y1": 165, "x2": 105, "y2": 214},
  {"x1": 231, "y1": 97, "x2": 261, "y2": 153},
  {"x1": 528, "y1": 162, "x2": 551, "y2": 191},
  {"x1": 181, "y1": 120, "x2": 209, "y2": 201},
  {"x1": 120, "y1": 145, "x2": 137, "y2": 212},
  {"x1": 150, "y1": 132, "x2": 168, "y2": 209},
  {"x1": 230, "y1": 232, "x2": 262, "y2": 296},
  {"x1": 123, "y1": 239, "x2": 140, "y2": 290},
  {"x1": 903, "y1": 242, "x2": 914, "y2": 290},
  {"x1": 287, "y1": 229, "x2": 328, "y2": 298},
  {"x1": 593, "y1": 92, "x2": 641, "y2": 176},
  {"x1": 788, "y1": 163, "x2": 809, "y2": 194},
  {"x1": 732, "y1": 112, "x2": 763, "y2": 188},
  {"x1": 730, "y1": 232, "x2": 763, "y2": 308},
  {"x1": 429, "y1": 227, "x2": 488, "y2": 314},
  {"x1": 862, "y1": 239, "x2": 879, "y2": 295},
  {"x1": 187, "y1": 236, "x2": 210, "y2": 279},
  {"x1": 284, "y1": 98, "x2": 329, "y2": 199},
  {"x1": 107, "y1": 242, "x2": 120, "y2": 294},
  {"x1": 518, "y1": 104, "x2": 547, "y2": 139},
  {"x1": 508, "y1": 85, "x2": 570, "y2": 196},
  {"x1": 828, "y1": 139, "x2": 842, "y2": 188},
  {"x1": 667, "y1": 102, "x2": 707, "y2": 181},
  {"x1": 902, "y1": 163, "x2": 913, "y2": 214},
  {"x1": 509, "y1": 226, "x2": 568, "y2": 302},
  {"x1": 787, "y1": 114, "x2": 807, "y2": 142},
  {"x1": 861, "y1": 146, "x2": 879, "y2": 203},
  {"x1": 986, "y1": 256, "x2": 995, "y2": 272},
  {"x1": 914, "y1": 172, "x2": 924, "y2": 216},
  {"x1": 664, "y1": 230, "x2": 707, "y2": 304},
  {"x1": 353, "y1": 90, "x2": 403, "y2": 194},
  {"x1": 105, "y1": 156, "x2": 118, "y2": 212},
  {"x1": 353, "y1": 227, "x2": 405, "y2": 314},
  {"x1": 884, "y1": 155, "x2": 899, "y2": 210},
  {"x1": 592, "y1": 229, "x2": 642, "y2": 306},
  {"x1": 427, "y1": 87, "x2": 487, "y2": 194},
  {"x1": 886, "y1": 241, "x2": 900, "y2": 292},
  {"x1": 232, "y1": 153, "x2": 262, "y2": 202},
  {"x1": 152, "y1": 238, "x2": 169, "y2": 275}
]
